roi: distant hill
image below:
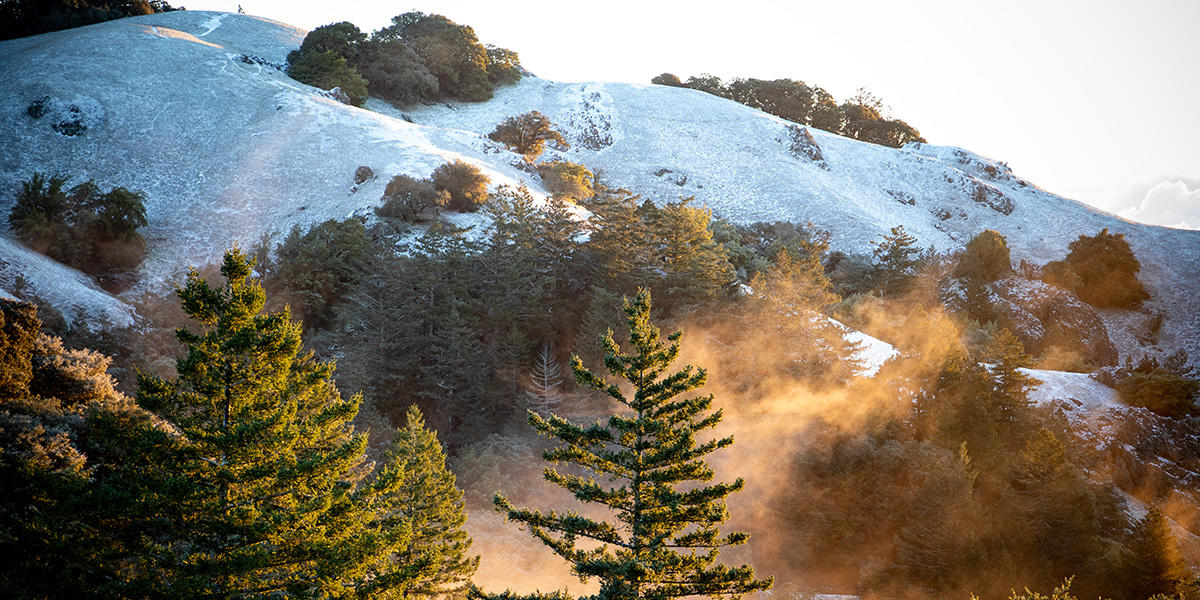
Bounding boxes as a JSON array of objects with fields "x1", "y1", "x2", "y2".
[{"x1": 0, "y1": 10, "x2": 1196, "y2": 367}]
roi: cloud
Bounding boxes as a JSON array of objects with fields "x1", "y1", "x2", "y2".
[{"x1": 1097, "y1": 176, "x2": 1200, "y2": 230}]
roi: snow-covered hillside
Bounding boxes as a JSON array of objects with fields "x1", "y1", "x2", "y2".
[
  {"x1": 0, "y1": 10, "x2": 1197, "y2": 363},
  {"x1": 0, "y1": 11, "x2": 552, "y2": 327}
]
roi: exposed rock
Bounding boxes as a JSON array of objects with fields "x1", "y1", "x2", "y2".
[
  {"x1": 783, "y1": 124, "x2": 826, "y2": 168},
  {"x1": 991, "y1": 278, "x2": 1118, "y2": 366}
]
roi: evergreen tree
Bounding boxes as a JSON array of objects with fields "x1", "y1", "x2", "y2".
[
  {"x1": 957, "y1": 230, "x2": 1012, "y2": 283},
  {"x1": 494, "y1": 289, "x2": 773, "y2": 600},
  {"x1": 526, "y1": 343, "x2": 564, "y2": 415},
  {"x1": 585, "y1": 186, "x2": 650, "y2": 293},
  {"x1": 376, "y1": 405, "x2": 479, "y2": 599},
  {"x1": 871, "y1": 225, "x2": 921, "y2": 296},
  {"x1": 648, "y1": 199, "x2": 736, "y2": 307},
  {"x1": 1122, "y1": 508, "x2": 1192, "y2": 600},
  {"x1": 136, "y1": 248, "x2": 404, "y2": 598}
]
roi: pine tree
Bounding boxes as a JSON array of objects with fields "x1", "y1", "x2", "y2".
[
  {"x1": 136, "y1": 248, "x2": 405, "y2": 598},
  {"x1": 526, "y1": 343, "x2": 563, "y2": 415},
  {"x1": 376, "y1": 405, "x2": 479, "y2": 599},
  {"x1": 747, "y1": 248, "x2": 860, "y2": 382},
  {"x1": 494, "y1": 289, "x2": 772, "y2": 600},
  {"x1": 649, "y1": 199, "x2": 735, "y2": 307},
  {"x1": 1123, "y1": 508, "x2": 1191, "y2": 600},
  {"x1": 871, "y1": 225, "x2": 921, "y2": 296}
]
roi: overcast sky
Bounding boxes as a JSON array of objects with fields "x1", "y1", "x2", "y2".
[{"x1": 189, "y1": 0, "x2": 1200, "y2": 229}]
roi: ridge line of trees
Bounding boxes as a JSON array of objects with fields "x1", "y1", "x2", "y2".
[{"x1": 651, "y1": 72, "x2": 924, "y2": 148}]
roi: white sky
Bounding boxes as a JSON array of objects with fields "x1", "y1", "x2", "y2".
[{"x1": 189, "y1": 0, "x2": 1200, "y2": 227}]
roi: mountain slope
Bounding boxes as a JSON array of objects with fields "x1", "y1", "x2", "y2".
[
  {"x1": 399, "y1": 79, "x2": 1200, "y2": 365},
  {"x1": 0, "y1": 10, "x2": 1197, "y2": 364}
]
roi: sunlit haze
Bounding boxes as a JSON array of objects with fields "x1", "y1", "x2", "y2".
[{"x1": 188, "y1": 0, "x2": 1200, "y2": 228}]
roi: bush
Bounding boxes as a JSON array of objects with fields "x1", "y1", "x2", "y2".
[
  {"x1": 537, "y1": 160, "x2": 593, "y2": 201},
  {"x1": 1042, "y1": 228, "x2": 1149, "y2": 308},
  {"x1": 8, "y1": 173, "x2": 147, "y2": 277},
  {"x1": 1117, "y1": 371, "x2": 1200, "y2": 417},
  {"x1": 287, "y1": 51, "x2": 369, "y2": 106},
  {"x1": 1, "y1": 0, "x2": 173, "y2": 41},
  {"x1": 355, "y1": 39, "x2": 439, "y2": 106},
  {"x1": 957, "y1": 229, "x2": 1011, "y2": 282},
  {"x1": 292, "y1": 22, "x2": 366, "y2": 63},
  {"x1": 485, "y1": 45, "x2": 522, "y2": 87},
  {"x1": 263, "y1": 219, "x2": 375, "y2": 330},
  {"x1": 377, "y1": 12, "x2": 494, "y2": 102},
  {"x1": 651, "y1": 73, "x2": 683, "y2": 86},
  {"x1": 487, "y1": 111, "x2": 568, "y2": 159},
  {"x1": 431, "y1": 161, "x2": 490, "y2": 212},
  {"x1": 376, "y1": 174, "x2": 447, "y2": 222}
]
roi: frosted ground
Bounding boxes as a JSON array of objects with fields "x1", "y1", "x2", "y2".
[{"x1": 0, "y1": 10, "x2": 1196, "y2": 358}]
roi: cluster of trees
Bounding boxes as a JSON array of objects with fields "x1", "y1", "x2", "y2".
[
  {"x1": 8, "y1": 172, "x2": 148, "y2": 281},
  {"x1": 772, "y1": 300, "x2": 1194, "y2": 600},
  {"x1": 1102, "y1": 352, "x2": 1200, "y2": 418},
  {"x1": 0, "y1": 252, "x2": 480, "y2": 598},
  {"x1": 287, "y1": 12, "x2": 521, "y2": 107},
  {"x1": 0, "y1": 0, "x2": 176, "y2": 41},
  {"x1": 486, "y1": 111, "x2": 594, "y2": 201},
  {"x1": 1043, "y1": 228, "x2": 1150, "y2": 308},
  {"x1": 652, "y1": 73, "x2": 925, "y2": 148},
  {"x1": 6, "y1": 160, "x2": 1195, "y2": 598},
  {"x1": 307, "y1": 184, "x2": 739, "y2": 445},
  {"x1": 2, "y1": 248, "x2": 775, "y2": 599},
  {"x1": 375, "y1": 160, "x2": 492, "y2": 222}
]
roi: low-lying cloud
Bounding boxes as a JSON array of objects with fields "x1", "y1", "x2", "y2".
[{"x1": 1097, "y1": 176, "x2": 1200, "y2": 230}]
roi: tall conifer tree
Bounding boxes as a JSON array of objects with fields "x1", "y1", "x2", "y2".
[
  {"x1": 136, "y1": 248, "x2": 409, "y2": 598},
  {"x1": 378, "y1": 405, "x2": 479, "y2": 599},
  {"x1": 495, "y1": 289, "x2": 772, "y2": 600}
]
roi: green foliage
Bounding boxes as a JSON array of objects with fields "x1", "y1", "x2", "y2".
[
  {"x1": 0, "y1": 300, "x2": 182, "y2": 598},
  {"x1": 488, "y1": 111, "x2": 570, "y2": 159},
  {"x1": 432, "y1": 160, "x2": 491, "y2": 212},
  {"x1": 377, "y1": 173, "x2": 448, "y2": 222},
  {"x1": 871, "y1": 225, "x2": 921, "y2": 295},
  {"x1": 262, "y1": 219, "x2": 375, "y2": 330},
  {"x1": 287, "y1": 49, "x2": 369, "y2": 106},
  {"x1": 494, "y1": 289, "x2": 773, "y2": 600},
  {"x1": 356, "y1": 38, "x2": 439, "y2": 106},
  {"x1": 1119, "y1": 508, "x2": 1193, "y2": 600},
  {"x1": 837, "y1": 91, "x2": 925, "y2": 147},
  {"x1": 1000, "y1": 578, "x2": 1079, "y2": 600},
  {"x1": 1111, "y1": 355, "x2": 1200, "y2": 418},
  {"x1": 1043, "y1": 229, "x2": 1150, "y2": 308},
  {"x1": 293, "y1": 21, "x2": 367, "y2": 63},
  {"x1": 537, "y1": 159, "x2": 593, "y2": 200},
  {"x1": 8, "y1": 172, "x2": 148, "y2": 277},
  {"x1": 0, "y1": 0, "x2": 173, "y2": 41},
  {"x1": 135, "y1": 249, "x2": 410, "y2": 598},
  {"x1": 958, "y1": 229, "x2": 1012, "y2": 282},
  {"x1": 656, "y1": 74, "x2": 924, "y2": 148},
  {"x1": 485, "y1": 45, "x2": 522, "y2": 87},
  {"x1": 651, "y1": 72, "x2": 684, "y2": 86},
  {"x1": 377, "y1": 406, "x2": 479, "y2": 598},
  {"x1": 585, "y1": 187, "x2": 734, "y2": 308},
  {"x1": 1118, "y1": 371, "x2": 1199, "y2": 417},
  {"x1": 379, "y1": 12, "x2": 494, "y2": 102}
]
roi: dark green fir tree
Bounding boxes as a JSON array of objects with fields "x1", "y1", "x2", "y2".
[
  {"x1": 494, "y1": 289, "x2": 772, "y2": 600},
  {"x1": 136, "y1": 248, "x2": 409, "y2": 598},
  {"x1": 378, "y1": 405, "x2": 479, "y2": 599}
]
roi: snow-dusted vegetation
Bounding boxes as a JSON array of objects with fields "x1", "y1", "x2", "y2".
[{"x1": 1, "y1": 10, "x2": 1198, "y2": 600}]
